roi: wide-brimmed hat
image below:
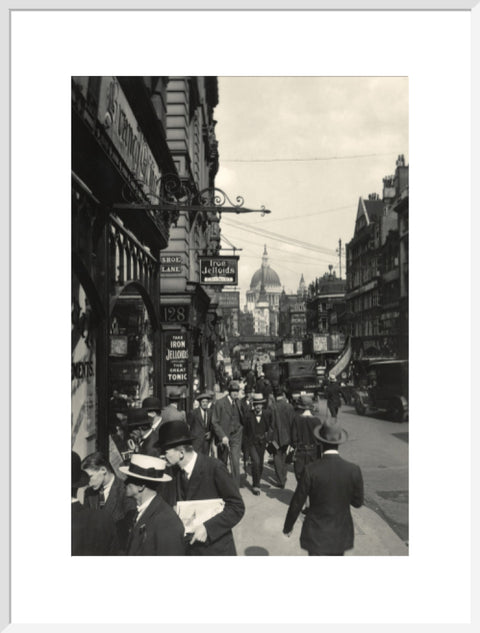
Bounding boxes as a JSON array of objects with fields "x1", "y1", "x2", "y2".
[
  {"x1": 167, "y1": 387, "x2": 185, "y2": 401},
  {"x1": 228, "y1": 381, "x2": 241, "y2": 393},
  {"x1": 127, "y1": 408, "x2": 151, "y2": 428},
  {"x1": 252, "y1": 393, "x2": 266, "y2": 405},
  {"x1": 196, "y1": 392, "x2": 212, "y2": 402},
  {"x1": 142, "y1": 396, "x2": 162, "y2": 412},
  {"x1": 154, "y1": 420, "x2": 194, "y2": 451},
  {"x1": 294, "y1": 395, "x2": 314, "y2": 410},
  {"x1": 119, "y1": 454, "x2": 172, "y2": 482},
  {"x1": 314, "y1": 420, "x2": 348, "y2": 444},
  {"x1": 72, "y1": 451, "x2": 89, "y2": 488}
]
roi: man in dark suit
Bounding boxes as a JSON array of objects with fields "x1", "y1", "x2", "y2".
[
  {"x1": 243, "y1": 393, "x2": 272, "y2": 495},
  {"x1": 119, "y1": 454, "x2": 186, "y2": 556},
  {"x1": 71, "y1": 452, "x2": 119, "y2": 556},
  {"x1": 270, "y1": 387, "x2": 295, "y2": 488},
  {"x1": 187, "y1": 392, "x2": 213, "y2": 455},
  {"x1": 155, "y1": 420, "x2": 245, "y2": 556},
  {"x1": 325, "y1": 374, "x2": 342, "y2": 419},
  {"x1": 161, "y1": 387, "x2": 187, "y2": 423},
  {"x1": 211, "y1": 380, "x2": 243, "y2": 488},
  {"x1": 81, "y1": 451, "x2": 137, "y2": 552},
  {"x1": 283, "y1": 421, "x2": 364, "y2": 556}
]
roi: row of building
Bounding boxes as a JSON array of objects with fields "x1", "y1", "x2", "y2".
[
  {"x1": 72, "y1": 76, "x2": 231, "y2": 459},
  {"x1": 221, "y1": 154, "x2": 409, "y2": 366}
]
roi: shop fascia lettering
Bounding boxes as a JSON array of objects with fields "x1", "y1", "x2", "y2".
[{"x1": 99, "y1": 78, "x2": 162, "y2": 199}]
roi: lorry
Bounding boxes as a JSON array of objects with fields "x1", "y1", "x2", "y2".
[{"x1": 263, "y1": 358, "x2": 318, "y2": 401}]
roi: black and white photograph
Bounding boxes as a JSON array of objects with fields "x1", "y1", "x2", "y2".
[
  {"x1": 71, "y1": 75, "x2": 409, "y2": 558},
  {"x1": 8, "y1": 5, "x2": 474, "y2": 628}
]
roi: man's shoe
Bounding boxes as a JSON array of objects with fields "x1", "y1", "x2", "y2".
[{"x1": 252, "y1": 487, "x2": 261, "y2": 496}]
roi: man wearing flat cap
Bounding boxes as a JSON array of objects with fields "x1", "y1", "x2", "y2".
[
  {"x1": 291, "y1": 395, "x2": 323, "y2": 484},
  {"x1": 187, "y1": 392, "x2": 214, "y2": 455},
  {"x1": 211, "y1": 380, "x2": 243, "y2": 488},
  {"x1": 155, "y1": 420, "x2": 245, "y2": 556},
  {"x1": 283, "y1": 420, "x2": 364, "y2": 556},
  {"x1": 120, "y1": 454, "x2": 186, "y2": 556}
]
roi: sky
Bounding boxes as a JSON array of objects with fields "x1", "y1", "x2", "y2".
[{"x1": 213, "y1": 76, "x2": 408, "y2": 306}]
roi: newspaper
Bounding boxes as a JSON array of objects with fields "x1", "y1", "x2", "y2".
[{"x1": 175, "y1": 498, "x2": 225, "y2": 534}]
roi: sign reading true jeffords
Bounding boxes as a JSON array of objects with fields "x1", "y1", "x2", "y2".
[
  {"x1": 199, "y1": 257, "x2": 239, "y2": 285},
  {"x1": 165, "y1": 333, "x2": 188, "y2": 385}
]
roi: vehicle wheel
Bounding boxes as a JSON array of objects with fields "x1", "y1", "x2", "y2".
[
  {"x1": 390, "y1": 399, "x2": 407, "y2": 423},
  {"x1": 355, "y1": 398, "x2": 366, "y2": 416}
]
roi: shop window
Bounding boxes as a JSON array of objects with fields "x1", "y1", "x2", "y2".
[{"x1": 109, "y1": 287, "x2": 154, "y2": 417}]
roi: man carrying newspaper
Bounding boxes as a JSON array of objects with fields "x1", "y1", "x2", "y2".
[{"x1": 155, "y1": 420, "x2": 245, "y2": 556}]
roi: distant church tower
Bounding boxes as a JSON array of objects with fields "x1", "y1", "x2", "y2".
[
  {"x1": 246, "y1": 245, "x2": 282, "y2": 335},
  {"x1": 298, "y1": 273, "x2": 306, "y2": 297}
]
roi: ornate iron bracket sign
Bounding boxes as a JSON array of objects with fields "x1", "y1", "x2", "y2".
[{"x1": 112, "y1": 173, "x2": 271, "y2": 217}]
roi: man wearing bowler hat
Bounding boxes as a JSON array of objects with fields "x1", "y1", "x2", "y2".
[
  {"x1": 211, "y1": 380, "x2": 243, "y2": 488},
  {"x1": 283, "y1": 421, "x2": 364, "y2": 556},
  {"x1": 161, "y1": 387, "x2": 187, "y2": 423},
  {"x1": 155, "y1": 420, "x2": 245, "y2": 556},
  {"x1": 187, "y1": 392, "x2": 214, "y2": 455},
  {"x1": 120, "y1": 453, "x2": 186, "y2": 556},
  {"x1": 139, "y1": 396, "x2": 164, "y2": 456},
  {"x1": 243, "y1": 393, "x2": 272, "y2": 495}
]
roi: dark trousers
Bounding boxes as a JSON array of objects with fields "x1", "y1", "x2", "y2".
[
  {"x1": 217, "y1": 426, "x2": 243, "y2": 488},
  {"x1": 247, "y1": 439, "x2": 266, "y2": 487},
  {"x1": 293, "y1": 447, "x2": 317, "y2": 483},
  {"x1": 272, "y1": 445, "x2": 289, "y2": 487},
  {"x1": 328, "y1": 404, "x2": 339, "y2": 418},
  {"x1": 308, "y1": 551, "x2": 344, "y2": 556}
]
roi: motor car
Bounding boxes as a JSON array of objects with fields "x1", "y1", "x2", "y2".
[{"x1": 353, "y1": 359, "x2": 408, "y2": 422}]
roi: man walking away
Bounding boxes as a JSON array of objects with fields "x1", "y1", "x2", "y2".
[
  {"x1": 325, "y1": 374, "x2": 342, "y2": 420},
  {"x1": 283, "y1": 421, "x2": 364, "y2": 556}
]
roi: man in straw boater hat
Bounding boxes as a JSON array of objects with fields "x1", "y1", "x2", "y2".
[
  {"x1": 155, "y1": 420, "x2": 245, "y2": 556},
  {"x1": 186, "y1": 391, "x2": 214, "y2": 455},
  {"x1": 283, "y1": 420, "x2": 364, "y2": 556},
  {"x1": 242, "y1": 392, "x2": 273, "y2": 495},
  {"x1": 120, "y1": 454, "x2": 186, "y2": 556},
  {"x1": 211, "y1": 380, "x2": 243, "y2": 488}
]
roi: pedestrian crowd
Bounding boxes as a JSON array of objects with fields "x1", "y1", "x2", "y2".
[{"x1": 72, "y1": 372, "x2": 364, "y2": 557}]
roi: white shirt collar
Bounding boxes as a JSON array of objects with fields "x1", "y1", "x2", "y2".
[
  {"x1": 135, "y1": 494, "x2": 156, "y2": 522},
  {"x1": 102, "y1": 475, "x2": 115, "y2": 501},
  {"x1": 182, "y1": 451, "x2": 198, "y2": 480},
  {"x1": 323, "y1": 449, "x2": 339, "y2": 455}
]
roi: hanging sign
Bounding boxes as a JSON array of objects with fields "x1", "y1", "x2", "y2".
[
  {"x1": 199, "y1": 256, "x2": 239, "y2": 285},
  {"x1": 165, "y1": 333, "x2": 188, "y2": 384}
]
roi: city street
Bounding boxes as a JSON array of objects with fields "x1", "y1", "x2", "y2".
[{"x1": 233, "y1": 403, "x2": 408, "y2": 556}]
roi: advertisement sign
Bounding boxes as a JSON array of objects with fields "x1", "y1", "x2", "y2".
[
  {"x1": 217, "y1": 291, "x2": 240, "y2": 309},
  {"x1": 97, "y1": 77, "x2": 162, "y2": 200},
  {"x1": 165, "y1": 333, "x2": 188, "y2": 384},
  {"x1": 313, "y1": 333, "x2": 328, "y2": 353},
  {"x1": 199, "y1": 256, "x2": 238, "y2": 285},
  {"x1": 283, "y1": 341, "x2": 295, "y2": 355}
]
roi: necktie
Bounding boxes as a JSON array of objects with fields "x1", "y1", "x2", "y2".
[
  {"x1": 203, "y1": 410, "x2": 207, "y2": 427},
  {"x1": 180, "y1": 469, "x2": 189, "y2": 501},
  {"x1": 98, "y1": 488, "x2": 106, "y2": 509}
]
